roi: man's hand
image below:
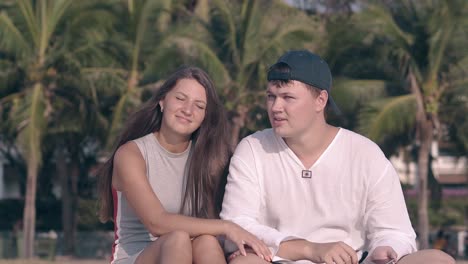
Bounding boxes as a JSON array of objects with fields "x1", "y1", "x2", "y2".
[
  {"x1": 306, "y1": 241, "x2": 358, "y2": 264},
  {"x1": 367, "y1": 246, "x2": 397, "y2": 264}
]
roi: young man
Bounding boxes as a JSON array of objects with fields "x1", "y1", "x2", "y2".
[{"x1": 220, "y1": 50, "x2": 455, "y2": 264}]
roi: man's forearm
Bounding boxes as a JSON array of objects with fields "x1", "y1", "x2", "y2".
[
  {"x1": 276, "y1": 239, "x2": 313, "y2": 261},
  {"x1": 277, "y1": 240, "x2": 359, "y2": 264}
]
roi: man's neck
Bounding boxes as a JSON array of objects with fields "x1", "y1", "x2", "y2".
[{"x1": 284, "y1": 122, "x2": 339, "y2": 168}]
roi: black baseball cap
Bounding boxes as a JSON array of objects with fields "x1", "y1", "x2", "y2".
[{"x1": 267, "y1": 50, "x2": 341, "y2": 114}]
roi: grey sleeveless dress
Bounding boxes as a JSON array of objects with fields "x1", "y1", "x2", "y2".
[{"x1": 111, "y1": 133, "x2": 191, "y2": 264}]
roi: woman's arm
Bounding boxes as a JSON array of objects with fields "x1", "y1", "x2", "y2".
[{"x1": 112, "y1": 141, "x2": 271, "y2": 260}]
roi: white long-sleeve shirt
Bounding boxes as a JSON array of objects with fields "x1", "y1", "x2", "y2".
[{"x1": 220, "y1": 128, "x2": 417, "y2": 263}]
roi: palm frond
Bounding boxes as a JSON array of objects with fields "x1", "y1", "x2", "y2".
[
  {"x1": 245, "y1": 0, "x2": 316, "y2": 68},
  {"x1": 210, "y1": 0, "x2": 239, "y2": 64},
  {"x1": 332, "y1": 78, "x2": 388, "y2": 114},
  {"x1": 130, "y1": 0, "x2": 161, "y2": 72},
  {"x1": 13, "y1": 83, "x2": 46, "y2": 166},
  {"x1": 0, "y1": 59, "x2": 20, "y2": 96},
  {"x1": 49, "y1": 91, "x2": 108, "y2": 136},
  {"x1": 43, "y1": 0, "x2": 73, "y2": 46},
  {"x1": 360, "y1": 4, "x2": 414, "y2": 47},
  {"x1": 16, "y1": 0, "x2": 38, "y2": 45},
  {"x1": 426, "y1": 2, "x2": 454, "y2": 81},
  {"x1": 358, "y1": 94, "x2": 417, "y2": 144},
  {"x1": 82, "y1": 67, "x2": 128, "y2": 102},
  {"x1": 260, "y1": 20, "x2": 315, "y2": 63},
  {"x1": 240, "y1": 0, "x2": 262, "y2": 66},
  {"x1": 0, "y1": 12, "x2": 30, "y2": 56},
  {"x1": 147, "y1": 35, "x2": 231, "y2": 88},
  {"x1": 193, "y1": 0, "x2": 209, "y2": 22},
  {"x1": 106, "y1": 90, "x2": 141, "y2": 147},
  {"x1": 154, "y1": 0, "x2": 173, "y2": 32}
]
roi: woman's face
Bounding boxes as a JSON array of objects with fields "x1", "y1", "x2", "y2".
[{"x1": 159, "y1": 78, "x2": 207, "y2": 140}]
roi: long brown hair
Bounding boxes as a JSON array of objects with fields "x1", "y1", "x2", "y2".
[{"x1": 98, "y1": 66, "x2": 231, "y2": 222}]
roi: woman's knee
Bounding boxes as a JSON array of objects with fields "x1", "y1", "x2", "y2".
[
  {"x1": 399, "y1": 249, "x2": 455, "y2": 264},
  {"x1": 193, "y1": 235, "x2": 221, "y2": 249},
  {"x1": 229, "y1": 253, "x2": 269, "y2": 264},
  {"x1": 135, "y1": 232, "x2": 192, "y2": 264},
  {"x1": 425, "y1": 249, "x2": 455, "y2": 264},
  {"x1": 160, "y1": 230, "x2": 192, "y2": 249}
]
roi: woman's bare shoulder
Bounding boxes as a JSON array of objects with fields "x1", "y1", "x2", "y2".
[
  {"x1": 114, "y1": 141, "x2": 142, "y2": 163},
  {"x1": 112, "y1": 141, "x2": 146, "y2": 190}
]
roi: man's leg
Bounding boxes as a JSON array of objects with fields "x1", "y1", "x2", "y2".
[
  {"x1": 397, "y1": 249, "x2": 455, "y2": 264},
  {"x1": 192, "y1": 235, "x2": 226, "y2": 264}
]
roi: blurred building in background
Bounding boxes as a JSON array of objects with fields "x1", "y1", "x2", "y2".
[{"x1": 391, "y1": 142, "x2": 468, "y2": 193}]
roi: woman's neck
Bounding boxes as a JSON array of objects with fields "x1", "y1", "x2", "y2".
[{"x1": 154, "y1": 130, "x2": 190, "y2": 153}]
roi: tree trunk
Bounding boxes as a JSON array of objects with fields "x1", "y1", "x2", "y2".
[
  {"x1": 21, "y1": 53, "x2": 46, "y2": 259},
  {"x1": 59, "y1": 148, "x2": 79, "y2": 256},
  {"x1": 416, "y1": 118, "x2": 433, "y2": 249},
  {"x1": 22, "y1": 161, "x2": 38, "y2": 258},
  {"x1": 70, "y1": 159, "x2": 79, "y2": 254},
  {"x1": 230, "y1": 105, "x2": 248, "y2": 147},
  {"x1": 409, "y1": 71, "x2": 433, "y2": 249},
  {"x1": 57, "y1": 148, "x2": 71, "y2": 255}
]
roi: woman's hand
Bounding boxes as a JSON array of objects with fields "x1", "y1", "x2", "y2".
[{"x1": 223, "y1": 221, "x2": 272, "y2": 262}]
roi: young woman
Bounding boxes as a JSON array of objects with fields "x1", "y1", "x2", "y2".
[{"x1": 98, "y1": 66, "x2": 271, "y2": 264}]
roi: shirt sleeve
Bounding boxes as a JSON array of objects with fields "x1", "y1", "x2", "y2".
[
  {"x1": 220, "y1": 138, "x2": 297, "y2": 255},
  {"x1": 364, "y1": 161, "x2": 417, "y2": 260}
]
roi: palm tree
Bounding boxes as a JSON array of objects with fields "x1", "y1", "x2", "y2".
[
  {"x1": 439, "y1": 69, "x2": 468, "y2": 155},
  {"x1": 0, "y1": 0, "x2": 113, "y2": 257},
  {"x1": 82, "y1": 0, "x2": 179, "y2": 149},
  {"x1": 354, "y1": 0, "x2": 468, "y2": 249},
  {"x1": 50, "y1": 74, "x2": 109, "y2": 255},
  {"x1": 150, "y1": 0, "x2": 318, "y2": 144}
]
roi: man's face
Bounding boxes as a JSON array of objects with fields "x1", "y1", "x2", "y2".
[{"x1": 266, "y1": 80, "x2": 326, "y2": 139}]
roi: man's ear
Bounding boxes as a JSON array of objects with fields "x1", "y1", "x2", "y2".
[{"x1": 315, "y1": 90, "x2": 328, "y2": 111}]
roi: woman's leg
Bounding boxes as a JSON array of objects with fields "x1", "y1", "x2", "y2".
[
  {"x1": 229, "y1": 253, "x2": 269, "y2": 264},
  {"x1": 135, "y1": 231, "x2": 192, "y2": 264},
  {"x1": 192, "y1": 235, "x2": 227, "y2": 264},
  {"x1": 397, "y1": 249, "x2": 455, "y2": 264}
]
